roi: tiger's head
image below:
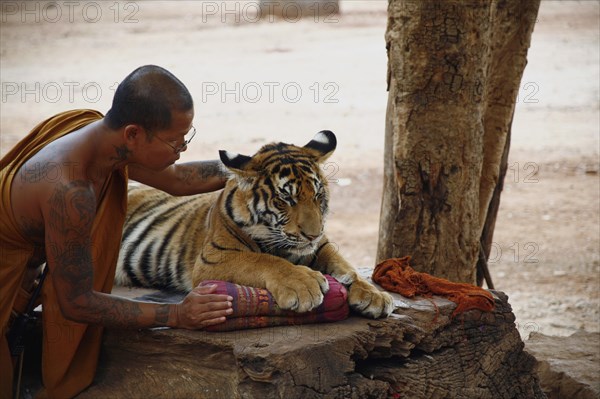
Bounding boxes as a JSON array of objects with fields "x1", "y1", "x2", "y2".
[{"x1": 219, "y1": 130, "x2": 336, "y2": 259}]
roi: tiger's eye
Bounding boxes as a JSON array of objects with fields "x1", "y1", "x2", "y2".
[
  {"x1": 278, "y1": 191, "x2": 297, "y2": 207},
  {"x1": 274, "y1": 197, "x2": 286, "y2": 208}
]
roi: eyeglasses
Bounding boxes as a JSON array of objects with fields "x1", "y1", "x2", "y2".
[{"x1": 155, "y1": 126, "x2": 196, "y2": 154}]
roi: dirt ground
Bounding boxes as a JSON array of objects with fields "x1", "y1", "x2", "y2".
[{"x1": 1, "y1": 1, "x2": 598, "y2": 341}]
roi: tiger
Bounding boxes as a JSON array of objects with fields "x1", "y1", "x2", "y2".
[{"x1": 115, "y1": 130, "x2": 394, "y2": 318}]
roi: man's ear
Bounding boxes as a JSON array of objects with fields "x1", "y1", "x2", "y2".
[
  {"x1": 123, "y1": 124, "x2": 142, "y2": 145},
  {"x1": 303, "y1": 130, "x2": 337, "y2": 163}
]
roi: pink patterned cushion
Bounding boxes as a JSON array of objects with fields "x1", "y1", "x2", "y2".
[{"x1": 204, "y1": 275, "x2": 349, "y2": 332}]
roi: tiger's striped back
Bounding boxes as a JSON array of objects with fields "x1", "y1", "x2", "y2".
[{"x1": 115, "y1": 185, "x2": 219, "y2": 292}]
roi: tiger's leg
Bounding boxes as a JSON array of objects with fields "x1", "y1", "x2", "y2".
[
  {"x1": 192, "y1": 251, "x2": 329, "y2": 313},
  {"x1": 314, "y1": 241, "x2": 394, "y2": 318}
]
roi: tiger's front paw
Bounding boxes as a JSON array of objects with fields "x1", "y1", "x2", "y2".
[
  {"x1": 348, "y1": 278, "x2": 394, "y2": 318},
  {"x1": 268, "y1": 266, "x2": 329, "y2": 313}
]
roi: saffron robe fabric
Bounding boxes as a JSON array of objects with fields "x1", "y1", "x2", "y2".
[
  {"x1": 0, "y1": 110, "x2": 128, "y2": 398},
  {"x1": 372, "y1": 256, "x2": 495, "y2": 318}
]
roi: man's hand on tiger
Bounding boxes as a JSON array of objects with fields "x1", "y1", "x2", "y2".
[{"x1": 171, "y1": 283, "x2": 234, "y2": 329}]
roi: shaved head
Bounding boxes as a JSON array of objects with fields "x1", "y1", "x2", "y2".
[{"x1": 105, "y1": 65, "x2": 193, "y2": 137}]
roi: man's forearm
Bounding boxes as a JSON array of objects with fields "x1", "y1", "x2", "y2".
[
  {"x1": 172, "y1": 160, "x2": 229, "y2": 196},
  {"x1": 69, "y1": 291, "x2": 178, "y2": 329}
]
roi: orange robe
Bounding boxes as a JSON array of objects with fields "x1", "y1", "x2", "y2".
[{"x1": 0, "y1": 110, "x2": 128, "y2": 398}]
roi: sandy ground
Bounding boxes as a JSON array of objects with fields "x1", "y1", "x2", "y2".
[{"x1": 1, "y1": 1, "x2": 598, "y2": 342}]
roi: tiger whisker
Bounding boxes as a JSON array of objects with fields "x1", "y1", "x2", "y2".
[{"x1": 257, "y1": 236, "x2": 289, "y2": 251}]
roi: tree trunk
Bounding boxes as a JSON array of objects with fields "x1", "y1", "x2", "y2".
[{"x1": 377, "y1": 0, "x2": 540, "y2": 283}]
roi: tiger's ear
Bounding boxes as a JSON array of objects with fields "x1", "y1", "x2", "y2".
[
  {"x1": 219, "y1": 150, "x2": 252, "y2": 171},
  {"x1": 219, "y1": 150, "x2": 257, "y2": 184},
  {"x1": 303, "y1": 130, "x2": 337, "y2": 163}
]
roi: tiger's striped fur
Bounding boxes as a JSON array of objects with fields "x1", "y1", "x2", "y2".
[{"x1": 115, "y1": 131, "x2": 394, "y2": 318}]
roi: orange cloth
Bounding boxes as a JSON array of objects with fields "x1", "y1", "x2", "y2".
[
  {"x1": 0, "y1": 110, "x2": 128, "y2": 398},
  {"x1": 372, "y1": 257, "x2": 495, "y2": 318}
]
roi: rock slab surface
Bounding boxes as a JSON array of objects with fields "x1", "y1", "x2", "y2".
[{"x1": 525, "y1": 331, "x2": 600, "y2": 399}]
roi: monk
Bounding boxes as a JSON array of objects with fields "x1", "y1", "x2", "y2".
[{"x1": 0, "y1": 65, "x2": 234, "y2": 398}]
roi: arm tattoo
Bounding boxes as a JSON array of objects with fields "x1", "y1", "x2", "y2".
[
  {"x1": 46, "y1": 180, "x2": 164, "y2": 328},
  {"x1": 47, "y1": 180, "x2": 96, "y2": 299},
  {"x1": 83, "y1": 295, "x2": 145, "y2": 328},
  {"x1": 197, "y1": 160, "x2": 228, "y2": 181},
  {"x1": 47, "y1": 180, "x2": 95, "y2": 237},
  {"x1": 176, "y1": 166, "x2": 194, "y2": 184},
  {"x1": 176, "y1": 160, "x2": 229, "y2": 186},
  {"x1": 155, "y1": 304, "x2": 171, "y2": 325}
]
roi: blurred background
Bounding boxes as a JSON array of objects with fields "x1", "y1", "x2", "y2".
[{"x1": 1, "y1": 0, "x2": 598, "y2": 338}]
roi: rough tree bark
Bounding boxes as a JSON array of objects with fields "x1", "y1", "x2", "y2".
[{"x1": 377, "y1": 0, "x2": 541, "y2": 284}]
